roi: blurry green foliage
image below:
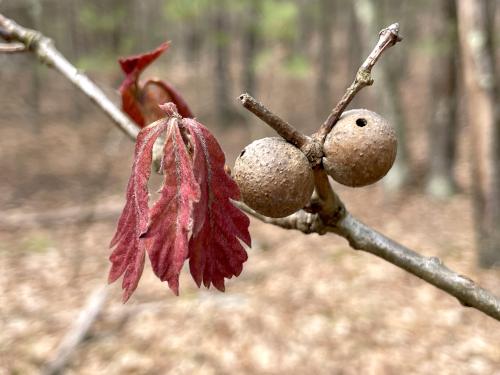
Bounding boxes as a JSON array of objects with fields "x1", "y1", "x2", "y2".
[
  {"x1": 283, "y1": 54, "x2": 311, "y2": 78},
  {"x1": 260, "y1": 0, "x2": 299, "y2": 43},
  {"x1": 254, "y1": 49, "x2": 274, "y2": 72},
  {"x1": 76, "y1": 2, "x2": 136, "y2": 70},
  {"x1": 214, "y1": 30, "x2": 231, "y2": 47},
  {"x1": 255, "y1": 49, "x2": 310, "y2": 79},
  {"x1": 79, "y1": 3, "x2": 126, "y2": 34},
  {"x1": 76, "y1": 53, "x2": 121, "y2": 72},
  {"x1": 416, "y1": 36, "x2": 455, "y2": 57},
  {"x1": 163, "y1": 0, "x2": 211, "y2": 22}
]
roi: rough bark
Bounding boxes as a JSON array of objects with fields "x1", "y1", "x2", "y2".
[{"x1": 457, "y1": 0, "x2": 500, "y2": 267}]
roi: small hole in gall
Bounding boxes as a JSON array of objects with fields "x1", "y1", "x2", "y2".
[{"x1": 356, "y1": 118, "x2": 367, "y2": 127}]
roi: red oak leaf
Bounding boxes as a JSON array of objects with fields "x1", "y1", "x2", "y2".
[
  {"x1": 184, "y1": 119, "x2": 251, "y2": 291},
  {"x1": 109, "y1": 103, "x2": 251, "y2": 301},
  {"x1": 141, "y1": 79, "x2": 193, "y2": 123},
  {"x1": 142, "y1": 116, "x2": 200, "y2": 295},
  {"x1": 119, "y1": 42, "x2": 193, "y2": 127},
  {"x1": 108, "y1": 120, "x2": 169, "y2": 302}
]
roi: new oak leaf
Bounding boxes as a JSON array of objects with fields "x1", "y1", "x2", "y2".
[
  {"x1": 109, "y1": 104, "x2": 251, "y2": 301},
  {"x1": 119, "y1": 42, "x2": 193, "y2": 127}
]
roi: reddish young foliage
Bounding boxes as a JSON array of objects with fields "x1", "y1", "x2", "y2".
[
  {"x1": 184, "y1": 119, "x2": 251, "y2": 290},
  {"x1": 119, "y1": 42, "x2": 193, "y2": 127},
  {"x1": 109, "y1": 104, "x2": 251, "y2": 301},
  {"x1": 142, "y1": 117, "x2": 200, "y2": 295},
  {"x1": 108, "y1": 121, "x2": 168, "y2": 302},
  {"x1": 141, "y1": 79, "x2": 193, "y2": 123}
]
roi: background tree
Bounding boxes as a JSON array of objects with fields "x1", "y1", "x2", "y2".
[
  {"x1": 457, "y1": 0, "x2": 500, "y2": 267},
  {"x1": 353, "y1": 0, "x2": 410, "y2": 191},
  {"x1": 1, "y1": 2, "x2": 500, "y2": 372},
  {"x1": 212, "y1": 0, "x2": 233, "y2": 127},
  {"x1": 241, "y1": 0, "x2": 261, "y2": 96},
  {"x1": 315, "y1": 0, "x2": 334, "y2": 118},
  {"x1": 426, "y1": 0, "x2": 459, "y2": 198}
]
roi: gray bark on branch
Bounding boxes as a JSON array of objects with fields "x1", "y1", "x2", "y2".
[{"x1": 1, "y1": 13, "x2": 499, "y2": 321}]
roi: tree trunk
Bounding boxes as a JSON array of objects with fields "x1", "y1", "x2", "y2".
[
  {"x1": 28, "y1": 0, "x2": 42, "y2": 132},
  {"x1": 67, "y1": 0, "x2": 84, "y2": 122},
  {"x1": 426, "y1": 0, "x2": 459, "y2": 198},
  {"x1": 347, "y1": 2, "x2": 363, "y2": 79},
  {"x1": 296, "y1": 0, "x2": 315, "y2": 56},
  {"x1": 241, "y1": 0, "x2": 261, "y2": 96},
  {"x1": 132, "y1": 0, "x2": 148, "y2": 51},
  {"x1": 457, "y1": 0, "x2": 500, "y2": 267},
  {"x1": 212, "y1": 1, "x2": 233, "y2": 127},
  {"x1": 353, "y1": 0, "x2": 410, "y2": 191},
  {"x1": 315, "y1": 0, "x2": 334, "y2": 118},
  {"x1": 184, "y1": 24, "x2": 202, "y2": 63}
]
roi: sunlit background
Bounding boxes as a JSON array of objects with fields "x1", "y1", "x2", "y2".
[{"x1": 0, "y1": 0, "x2": 499, "y2": 374}]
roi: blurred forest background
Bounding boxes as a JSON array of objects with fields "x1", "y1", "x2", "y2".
[{"x1": 0, "y1": 0, "x2": 499, "y2": 374}]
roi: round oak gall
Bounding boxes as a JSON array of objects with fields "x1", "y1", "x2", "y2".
[
  {"x1": 322, "y1": 109, "x2": 397, "y2": 187},
  {"x1": 233, "y1": 137, "x2": 314, "y2": 218}
]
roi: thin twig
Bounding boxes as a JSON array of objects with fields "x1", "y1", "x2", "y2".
[
  {"x1": 41, "y1": 286, "x2": 110, "y2": 375},
  {"x1": 2, "y1": 13, "x2": 499, "y2": 321},
  {"x1": 0, "y1": 14, "x2": 138, "y2": 140},
  {"x1": 234, "y1": 201, "x2": 327, "y2": 234},
  {"x1": 239, "y1": 93, "x2": 310, "y2": 149},
  {"x1": 239, "y1": 93, "x2": 323, "y2": 165},
  {"x1": 315, "y1": 23, "x2": 402, "y2": 142},
  {"x1": 0, "y1": 42, "x2": 26, "y2": 53}
]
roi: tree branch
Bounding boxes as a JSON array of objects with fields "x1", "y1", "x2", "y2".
[
  {"x1": 0, "y1": 42, "x2": 26, "y2": 53},
  {"x1": 240, "y1": 203, "x2": 500, "y2": 320},
  {"x1": 234, "y1": 201, "x2": 327, "y2": 234},
  {"x1": 332, "y1": 214, "x2": 500, "y2": 320},
  {"x1": 41, "y1": 285, "x2": 109, "y2": 375},
  {"x1": 315, "y1": 22, "x2": 402, "y2": 142},
  {"x1": 239, "y1": 93, "x2": 310, "y2": 149},
  {"x1": 0, "y1": 14, "x2": 138, "y2": 141},
  {"x1": 239, "y1": 93, "x2": 324, "y2": 164},
  {"x1": 2, "y1": 14, "x2": 499, "y2": 321}
]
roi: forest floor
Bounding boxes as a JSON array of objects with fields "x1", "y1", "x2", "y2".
[{"x1": 0, "y1": 113, "x2": 499, "y2": 375}]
